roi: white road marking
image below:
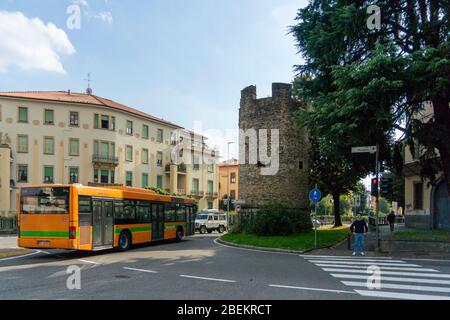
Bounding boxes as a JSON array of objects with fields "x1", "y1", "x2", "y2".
[
  {"x1": 315, "y1": 264, "x2": 438, "y2": 272},
  {"x1": 309, "y1": 260, "x2": 418, "y2": 266},
  {"x1": 123, "y1": 267, "x2": 158, "y2": 274},
  {"x1": 332, "y1": 274, "x2": 450, "y2": 285},
  {"x1": 78, "y1": 259, "x2": 100, "y2": 265},
  {"x1": 303, "y1": 257, "x2": 405, "y2": 263},
  {"x1": 346, "y1": 282, "x2": 450, "y2": 294},
  {"x1": 0, "y1": 250, "x2": 41, "y2": 262},
  {"x1": 302, "y1": 255, "x2": 394, "y2": 260},
  {"x1": 163, "y1": 263, "x2": 176, "y2": 266},
  {"x1": 355, "y1": 290, "x2": 450, "y2": 300},
  {"x1": 180, "y1": 275, "x2": 236, "y2": 283},
  {"x1": 322, "y1": 268, "x2": 450, "y2": 278},
  {"x1": 269, "y1": 284, "x2": 356, "y2": 294}
]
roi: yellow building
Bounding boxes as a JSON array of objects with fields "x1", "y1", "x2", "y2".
[
  {"x1": 218, "y1": 159, "x2": 239, "y2": 208},
  {"x1": 403, "y1": 102, "x2": 449, "y2": 230},
  {"x1": 0, "y1": 90, "x2": 219, "y2": 216}
]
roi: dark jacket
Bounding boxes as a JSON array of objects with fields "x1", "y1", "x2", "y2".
[
  {"x1": 387, "y1": 213, "x2": 396, "y2": 224},
  {"x1": 350, "y1": 219, "x2": 368, "y2": 234}
]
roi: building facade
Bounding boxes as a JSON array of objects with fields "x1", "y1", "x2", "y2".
[
  {"x1": 403, "y1": 102, "x2": 450, "y2": 230},
  {"x1": 0, "y1": 91, "x2": 219, "y2": 217},
  {"x1": 238, "y1": 83, "x2": 310, "y2": 209},
  {"x1": 218, "y1": 159, "x2": 239, "y2": 208}
]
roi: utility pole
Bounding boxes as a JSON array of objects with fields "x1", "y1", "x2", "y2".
[{"x1": 226, "y1": 142, "x2": 234, "y2": 217}]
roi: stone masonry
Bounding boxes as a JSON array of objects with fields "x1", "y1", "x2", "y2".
[{"x1": 239, "y1": 83, "x2": 310, "y2": 209}]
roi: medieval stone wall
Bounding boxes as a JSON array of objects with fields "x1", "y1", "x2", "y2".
[{"x1": 238, "y1": 83, "x2": 310, "y2": 209}]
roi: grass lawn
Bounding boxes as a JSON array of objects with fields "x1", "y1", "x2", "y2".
[
  {"x1": 393, "y1": 230, "x2": 450, "y2": 241},
  {"x1": 221, "y1": 226, "x2": 350, "y2": 252}
]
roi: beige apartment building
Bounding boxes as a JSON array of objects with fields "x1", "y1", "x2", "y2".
[
  {"x1": 0, "y1": 91, "x2": 219, "y2": 217},
  {"x1": 403, "y1": 102, "x2": 449, "y2": 230}
]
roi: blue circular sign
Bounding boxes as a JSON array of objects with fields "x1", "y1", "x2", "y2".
[{"x1": 309, "y1": 188, "x2": 322, "y2": 203}]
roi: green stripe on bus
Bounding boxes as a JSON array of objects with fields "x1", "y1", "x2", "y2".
[
  {"x1": 114, "y1": 227, "x2": 151, "y2": 234},
  {"x1": 20, "y1": 231, "x2": 69, "y2": 238}
]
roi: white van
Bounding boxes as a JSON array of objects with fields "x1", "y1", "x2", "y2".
[{"x1": 195, "y1": 210, "x2": 228, "y2": 234}]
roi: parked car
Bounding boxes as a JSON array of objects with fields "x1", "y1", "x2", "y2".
[{"x1": 195, "y1": 210, "x2": 228, "y2": 234}]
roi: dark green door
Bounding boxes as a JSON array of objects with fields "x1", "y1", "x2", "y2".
[
  {"x1": 152, "y1": 204, "x2": 164, "y2": 240},
  {"x1": 434, "y1": 181, "x2": 450, "y2": 230}
]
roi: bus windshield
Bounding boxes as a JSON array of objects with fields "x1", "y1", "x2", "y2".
[{"x1": 21, "y1": 187, "x2": 70, "y2": 214}]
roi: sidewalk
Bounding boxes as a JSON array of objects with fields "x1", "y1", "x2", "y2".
[{"x1": 0, "y1": 236, "x2": 33, "y2": 259}]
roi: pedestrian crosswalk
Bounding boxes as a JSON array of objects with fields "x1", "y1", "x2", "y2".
[{"x1": 303, "y1": 255, "x2": 450, "y2": 300}]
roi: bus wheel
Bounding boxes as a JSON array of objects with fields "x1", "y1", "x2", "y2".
[
  {"x1": 118, "y1": 231, "x2": 131, "y2": 251},
  {"x1": 218, "y1": 225, "x2": 225, "y2": 233},
  {"x1": 200, "y1": 226, "x2": 207, "y2": 234},
  {"x1": 176, "y1": 227, "x2": 183, "y2": 242}
]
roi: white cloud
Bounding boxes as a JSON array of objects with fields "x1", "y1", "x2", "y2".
[{"x1": 0, "y1": 11, "x2": 75, "y2": 74}]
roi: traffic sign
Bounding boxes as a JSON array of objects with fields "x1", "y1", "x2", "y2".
[
  {"x1": 309, "y1": 188, "x2": 322, "y2": 203},
  {"x1": 351, "y1": 146, "x2": 377, "y2": 154}
]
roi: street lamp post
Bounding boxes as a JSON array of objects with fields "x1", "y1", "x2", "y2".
[{"x1": 226, "y1": 142, "x2": 234, "y2": 217}]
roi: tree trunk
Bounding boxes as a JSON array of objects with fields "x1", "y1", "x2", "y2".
[
  {"x1": 432, "y1": 95, "x2": 450, "y2": 196},
  {"x1": 333, "y1": 192, "x2": 342, "y2": 227}
]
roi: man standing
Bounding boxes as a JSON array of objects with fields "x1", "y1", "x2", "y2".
[
  {"x1": 387, "y1": 211, "x2": 396, "y2": 232},
  {"x1": 350, "y1": 213, "x2": 368, "y2": 256}
]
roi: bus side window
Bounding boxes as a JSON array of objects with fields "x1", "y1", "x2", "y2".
[
  {"x1": 165, "y1": 203, "x2": 175, "y2": 222},
  {"x1": 137, "y1": 201, "x2": 151, "y2": 223},
  {"x1": 123, "y1": 200, "x2": 136, "y2": 221},
  {"x1": 175, "y1": 204, "x2": 185, "y2": 222}
]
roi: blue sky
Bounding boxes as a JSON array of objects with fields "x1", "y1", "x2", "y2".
[{"x1": 0, "y1": 0, "x2": 309, "y2": 159}]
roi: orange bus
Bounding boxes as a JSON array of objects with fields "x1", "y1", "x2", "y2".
[{"x1": 18, "y1": 184, "x2": 197, "y2": 251}]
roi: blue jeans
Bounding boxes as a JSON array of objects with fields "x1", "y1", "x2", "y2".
[{"x1": 354, "y1": 233, "x2": 365, "y2": 254}]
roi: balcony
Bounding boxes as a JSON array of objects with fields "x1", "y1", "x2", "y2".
[
  {"x1": 165, "y1": 163, "x2": 187, "y2": 174},
  {"x1": 177, "y1": 188, "x2": 186, "y2": 195},
  {"x1": 190, "y1": 190, "x2": 204, "y2": 198},
  {"x1": 206, "y1": 192, "x2": 218, "y2": 199},
  {"x1": 92, "y1": 154, "x2": 119, "y2": 167}
]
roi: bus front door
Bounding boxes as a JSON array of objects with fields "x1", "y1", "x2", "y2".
[
  {"x1": 152, "y1": 204, "x2": 164, "y2": 241},
  {"x1": 92, "y1": 199, "x2": 114, "y2": 249}
]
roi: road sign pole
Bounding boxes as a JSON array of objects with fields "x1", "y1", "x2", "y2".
[
  {"x1": 375, "y1": 144, "x2": 380, "y2": 251},
  {"x1": 314, "y1": 202, "x2": 318, "y2": 248}
]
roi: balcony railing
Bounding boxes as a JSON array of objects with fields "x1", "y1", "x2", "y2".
[
  {"x1": 190, "y1": 190, "x2": 204, "y2": 197},
  {"x1": 206, "y1": 192, "x2": 218, "y2": 198},
  {"x1": 178, "y1": 164, "x2": 187, "y2": 173},
  {"x1": 177, "y1": 188, "x2": 186, "y2": 195},
  {"x1": 92, "y1": 154, "x2": 119, "y2": 165}
]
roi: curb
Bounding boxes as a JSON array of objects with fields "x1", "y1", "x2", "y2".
[
  {"x1": 216, "y1": 236, "x2": 349, "y2": 255},
  {"x1": 0, "y1": 249, "x2": 34, "y2": 260}
]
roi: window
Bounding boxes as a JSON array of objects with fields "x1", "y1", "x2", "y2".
[
  {"x1": 156, "y1": 175, "x2": 163, "y2": 189},
  {"x1": 44, "y1": 109, "x2": 54, "y2": 125},
  {"x1": 126, "y1": 120, "x2": 133, "y2": 135},
  {"x1": 207, "y1": 180, "x2": 214, "y2": 193},
  {"x1": 414, "y1": 182, "x2": 423, "y2": 210},
  {"x1": 69, "y1": 138, "x2": 79, "y2": 156},
  {"x1": 17, "y1": 165, "x2": 28, "y2": 182},
  {"x1": 164, "y1": 203, "x2": 176, "y2": 222},
  {"x1": 207, "y1": 163, "x2": 214, "y2": 173},
  {"x1": 111, "y1": 116, "x2": 116, "y2": 130},
  {"x1": 94, "y1": 114, "x2": 99, "y2": 128},
  {"x1": 69, "y1": 111, "x2": 79, "y2": 126},
  {"x1": 100, "y1": 141, "x2": 109, "y2": 157},
  {"x1": 156, "y1": 151, "x2": 163, "y2": 167},
  {"x1": 142, "y1": 148, "x2": 149, "y2": 164},
  {"x1": 156, "y1": 128, "x2": 164, "y2": 143},
  {"x1": 69, "y1": 167, "x2": 79, "y2": 183},
  {"x1": 21, "y1": 187, "x2": 69, "y2": 214},
  {"x1": 93, "y1": 169, "x2": 99, "y2": 183},
  {"x1": 114, "y1": 200, "x2": 136, "y2": 221},
  {"x1": 17, "y1": 135, "x2": 28, "y2": 153},
  {"x1": 101, "y1": 115, "x2": 110, "y2": 129},
  {"x1": 78, "y1": 196, "x2": 91, "y2": 213},
  {"x1": 142, "y1": 125, "x2": 149, "y2": 139},
  {"x1": 136, "y1": 201, "x2": 151, "y2": 223},
  {"x1": 101, "y1": 169, "x2": 109, "y2": 184},
  {"x1": 193, "y1": 155, "x2": 200, "y2": 171},
  {"x1": 192, "y1": 178, "x2": 199, "y2": 193},
  {"x1": 142, "y1": 173, "x2": 149, "y2": 188},
  {"x1": 44, "y1": 137, "x2": 55, "y2": 155},
  {"x1": 18, "y1": 107, "x2": 28, "y2": 123},
  {"x1": 126, "y1": 171, "x2": 133, "y2": 187},
  {"x1": 110, "y1": 170, "x2": 115, "y2": 184},
  {"x1": 208, "y1": 202, "x2": 213, "y2": 210},
  {"x1": 44, "y1": 166, "x2": 54, "y2": 183},
  {"x1": 230, "y1": 172, "x2": 236, "y2": 184},
  {"x1": 126, "y1": 145, "x2": 133, "y2": 162}
]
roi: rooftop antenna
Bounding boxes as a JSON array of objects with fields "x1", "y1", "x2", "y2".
[{"x1": 85, "y1": 73, "x2": 93, "y2": 95}]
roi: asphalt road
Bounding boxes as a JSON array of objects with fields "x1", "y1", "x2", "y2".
[{"x1": 1, "y1": 234, "x2": 450, "y2": 300}]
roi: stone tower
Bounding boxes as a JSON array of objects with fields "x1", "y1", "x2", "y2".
[{"x1": 238, "y1": 83, "x2": 310, "y2": 209}]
